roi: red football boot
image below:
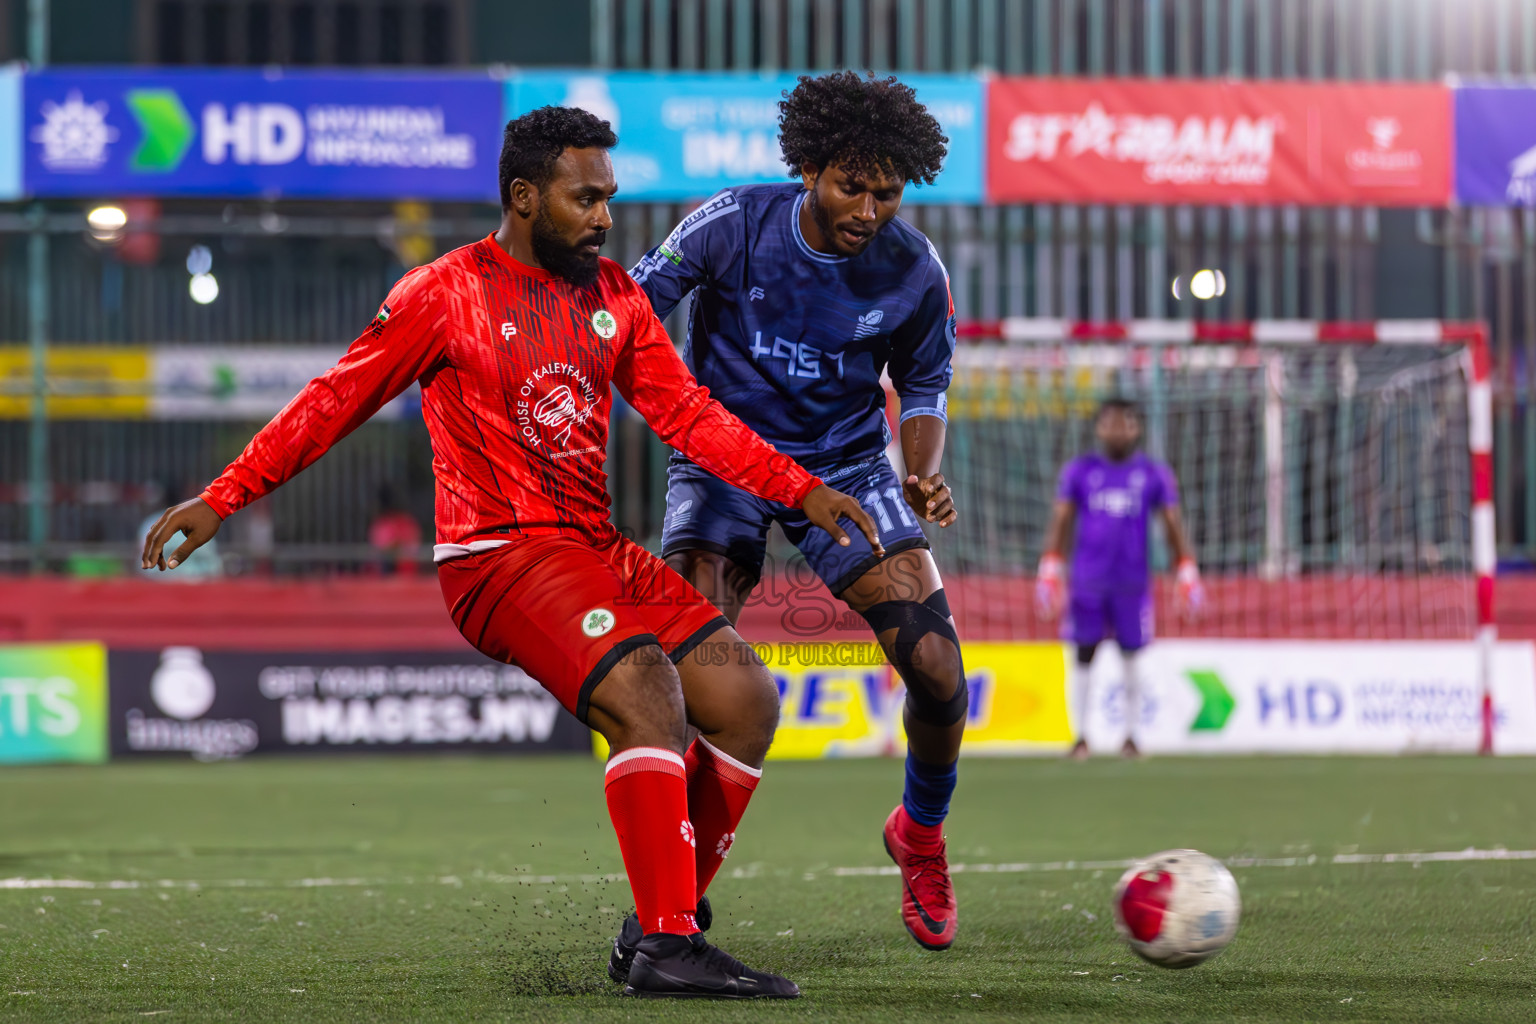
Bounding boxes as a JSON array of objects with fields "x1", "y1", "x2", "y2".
[{"x1": 882, "y1": 806, "x2": 957, "y2": 950}]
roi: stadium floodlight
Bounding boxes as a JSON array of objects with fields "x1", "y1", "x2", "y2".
[
  {"x1": 186, "y1": 244, "x2": 214, "y2": 276},
  {"x1": 189, "y1": 273, "x2": 220, "y2": 304},
  {"x1": 1188, "y1": 269, "x2": 1226, "y2": 300},
  {"x1": 1172, "y1": 269, "x2": 1228, "y2": 301},
  {"x1": 86, "y1": 204, "x2": 128, "y2": 243}
]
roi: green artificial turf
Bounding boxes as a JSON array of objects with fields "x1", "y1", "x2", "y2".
[{"x1": 2, "y1": 755, "x2": 1534, "y2": 1022}]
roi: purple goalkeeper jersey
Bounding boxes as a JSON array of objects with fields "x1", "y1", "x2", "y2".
[{"x1": 1058, "y1": 452, "x2": 1178, "y2": 592}]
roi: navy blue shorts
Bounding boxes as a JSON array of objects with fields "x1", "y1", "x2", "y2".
[
  {"x1": 660, "y1": 455, "x2": 930, "y2": 595},
  {"x1": 1065, "y1": 588, "x2": 1154, "y2": 652}
]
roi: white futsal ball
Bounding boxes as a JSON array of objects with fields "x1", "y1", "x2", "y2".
[{"x1": 1112, "y1": 849, "x2": 1241, "y2": 968}]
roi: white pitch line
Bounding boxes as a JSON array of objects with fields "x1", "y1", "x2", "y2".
[
  {"x1": 831, "y1": 847, "x2": 1536, "y2": 878},
  {"x1": 3, "y1": 848, "x2": 1533, "y2": 892}
]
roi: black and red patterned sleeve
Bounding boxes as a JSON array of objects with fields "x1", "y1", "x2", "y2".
[
  {"x1": 609, "y1": 275, "x2": 822, "y2": 510},
  {"x1": 201, "y1": 266, "x2": 448, "y2": 519}
]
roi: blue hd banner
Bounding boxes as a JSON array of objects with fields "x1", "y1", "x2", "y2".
[
  {"x1": 1454, "y1": 84, "x2": 1536, "y2": 207},
  {"x1": 23, "y1": 69, "x2": 503, "y2": 200},
  {"x1": 503, "y1": 71, "x2": 985, "y2": 203}
]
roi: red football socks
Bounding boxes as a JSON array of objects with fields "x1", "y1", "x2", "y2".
[
  {"x1": 604, "y1": 747, "x2": 699, "y2": 935},
  {"x1": 685, "y1": 736, "x2": 762, "y2": 899}
]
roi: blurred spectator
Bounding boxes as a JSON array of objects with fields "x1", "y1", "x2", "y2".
[
  {"x1": 241, "y1": 495, "x2": 276, "y2": 577},
  {"x1": 368, "y1": 484, "x2": 423, "y2": 576},
  {"x1": 139, "y1": 481, "x2": 223, "y2": 582}
]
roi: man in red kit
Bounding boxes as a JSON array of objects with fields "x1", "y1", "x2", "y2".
[{"x1": 141, "y1": 106, "x2": 881, "y2": 1000}]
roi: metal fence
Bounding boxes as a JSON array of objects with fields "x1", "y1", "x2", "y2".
[{"x1": 2, "y1": 0, "x2": 1535, "y2": 571}]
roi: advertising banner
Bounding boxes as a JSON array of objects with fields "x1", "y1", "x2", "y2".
[
  {"x1": 0, "y1": 65, "x2": 20, "y2": 200},
  {"x1": 150, "y1": 346, "x2": 416, "y2": 420},
  {"x1": 108, "y1": 648, "x2": 589, "y2": 760},
  {"x1": 987, "y1": 78, "x2": 1451, "y2": 206},
  {"x1": 0, "y1": 346, "x2": 151, "y2": 419},
  {"x1": 1079, "y1": 641, "x2": 1536, "y2": 755},
  {"x1": 1454, "y1": 85, "x2": 1536, "y2": 206},
  {"x1": 0, "y1": 642, "x2": 109, "y2": 764},
  {"x1": 504, "y1": 71, "x2": 984, "y2": 203},
  {"x1": 0, "y1": 345, "x2": 420, "y2": 421},
  {"x1": 597, "y1": 641, "x2": 1072, "y2": 760},
  {"x1": 23, "y1": 70, "x2": 503, "y2": 200}
]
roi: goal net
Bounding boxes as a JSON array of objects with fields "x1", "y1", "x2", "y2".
[{"x1": 933, "y1": 319, "x2": 1494, "y2": 658}]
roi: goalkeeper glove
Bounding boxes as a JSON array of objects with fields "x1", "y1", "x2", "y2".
[
  {"x1": 1036, "y1": 553, "x2": 1065, "y2": 621},
  {"x1": 1176, "y1": 558, "x2": 1205, "y2": 619}
]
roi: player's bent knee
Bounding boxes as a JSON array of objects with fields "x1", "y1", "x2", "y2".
[
  {"x1": 861, "y1": 590, "x2": 968, "y2": 727},
  {"x1": 716, "y1": 652, "x2": 780, "y2": 761},
  {"x1": 736, "y1": 665, "x2": 781, "y2": 761},
  {"x1": 903, "y1": 643, "x2": 967, "y2": 727},
  {"x1": 584, "y1": 645, "x2": 688, "y2": 752},
  {"x1": 675, "y1": 633, "x2": 780, "y2": 763}
]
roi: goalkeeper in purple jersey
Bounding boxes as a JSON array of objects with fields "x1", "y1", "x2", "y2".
[{"x1": 1037, "y1": 399, "x2": 1205, "y2": 759}]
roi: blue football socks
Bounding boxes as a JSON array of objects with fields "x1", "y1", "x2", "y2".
[{"x1": 901, "y1": 751, "x2": 958, "y2": 827}]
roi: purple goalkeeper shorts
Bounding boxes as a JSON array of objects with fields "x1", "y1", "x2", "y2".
[{"x1": 1065, "y1": 589, "x2": 1153, "y2": 651}]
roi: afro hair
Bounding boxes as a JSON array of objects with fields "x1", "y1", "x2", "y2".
[
  {"x1": 778, "y1": 71, "x2": 948, "y2": 186},
  {"x1": 498, "y1": 106, "x2": 618, "y2": 211}
]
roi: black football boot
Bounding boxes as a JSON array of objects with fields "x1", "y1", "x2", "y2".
[
  {"x1": 622, "y1": 931, "x2": 800, "y2": 999},
  {"x1": 607, "y1": 894, "x2": 712, "y2": 983}
]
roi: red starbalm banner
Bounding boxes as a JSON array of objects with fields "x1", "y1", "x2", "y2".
[{"x1": 986, "y1": 79, "x2": 1452, "y2": 206}]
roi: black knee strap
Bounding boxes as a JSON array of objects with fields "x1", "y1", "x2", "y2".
[{"x1": 861, "y1": 590, "x2": 968, "y2": 727}]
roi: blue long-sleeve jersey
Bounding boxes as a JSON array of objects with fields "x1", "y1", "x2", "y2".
[{"x1": 630, "y1": 183, "x2": 956, "y2": 475}]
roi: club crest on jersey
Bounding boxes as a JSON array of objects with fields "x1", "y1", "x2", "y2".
[
  {"x1": 516, "y1": 362, "x2": 598, "y2": 450},
  {"x1": 853, "y1": 309, "x2": 885, "y2": 340},
  {"x1": 581, "y1": 608, "x2": 615, "y2": 637},
  {"x1": 590, "y1": 309, "x2": 617, "y2": 339}
]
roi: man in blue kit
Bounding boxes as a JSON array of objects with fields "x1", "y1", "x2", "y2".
[{"x1": 623, "y1": 71, "x2": 963, "y2": 956}]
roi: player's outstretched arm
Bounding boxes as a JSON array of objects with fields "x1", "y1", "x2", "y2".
[
  {"x1": 147, "y1": 268, "x2": 445, "y2": 572},
  {"x1": 141, "y1": 498, "x2": 222, "y2": 571},
  {"x1": 1036, "y1": 498, "x2": 1076, "y2": 621}
]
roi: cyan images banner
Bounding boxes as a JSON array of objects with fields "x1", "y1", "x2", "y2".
[
  {"x1": 504, "y1": 71, "x2": 984, "y2": 203},
  {"x1": 23, "y1": 69, "x2": 503, "y2": 200},
  {"x1": 0, "y1": 65, "x2": 20, "y2": 200},
  {"x1": 0, "y1": 642, "x2": 109, "y2": 764}
]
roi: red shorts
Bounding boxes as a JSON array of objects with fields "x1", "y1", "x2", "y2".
[{"x1": 437, "y1": 533, "x2": 728, "y2": 722}]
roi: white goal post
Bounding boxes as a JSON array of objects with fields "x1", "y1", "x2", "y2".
[{"x1": 942, "y1": 318, "x2": 1497, "y2": 753}]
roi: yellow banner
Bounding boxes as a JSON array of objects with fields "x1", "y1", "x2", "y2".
[
  {"x1": 0, "y1": 347, "x2": 151, "y2": 419},
  {"x1": 593, "y1": 642, "x2": 1071, "y2": 759},
  {"x1": 945, "y1": 364, "x2": 1107, "y2": 420}
]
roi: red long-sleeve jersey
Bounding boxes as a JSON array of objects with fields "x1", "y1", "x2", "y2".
[{"x1": 201, "y1": 235, "x2": 822, "y2": 559}]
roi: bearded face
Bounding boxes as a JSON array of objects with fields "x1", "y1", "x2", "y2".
[{"x1": 531, "y1": 198, "x2": 605, "y2": 288}]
